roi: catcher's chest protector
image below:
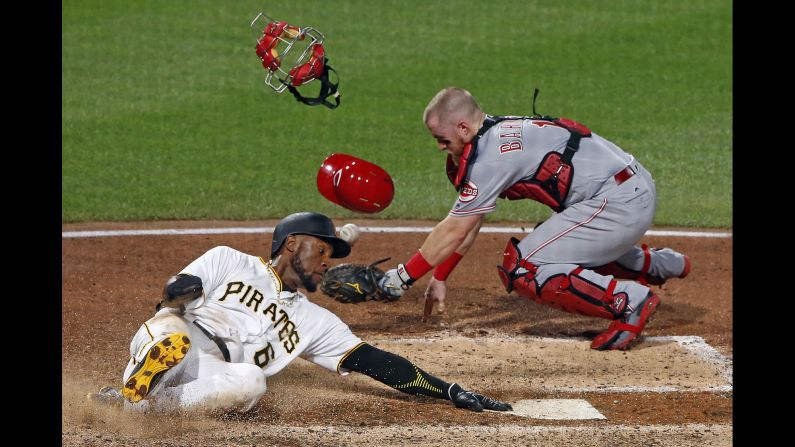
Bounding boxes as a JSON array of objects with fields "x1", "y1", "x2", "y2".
[{"x1": 446, "y1": 116, "x2": 591, "y2": 213}]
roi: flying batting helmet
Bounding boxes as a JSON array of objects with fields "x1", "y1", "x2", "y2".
[
  {"x1": 271, "y1": 211, "x2": 351, "y2": 259},
  {"x1": 317, "y1": 153, "x2": 394, "y2": 213}
]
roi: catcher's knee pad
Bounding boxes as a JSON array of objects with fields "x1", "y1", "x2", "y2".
[
  {"x1": 497, "y1": 238, "x2": 626, "y2": 320},
  {"x1": 497, "y1": 237, "x2": 536, "y2": 293}
]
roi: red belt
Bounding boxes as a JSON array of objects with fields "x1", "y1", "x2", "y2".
[{"x1": 614, "y1": 166, "x2": 635, "y2": 185}]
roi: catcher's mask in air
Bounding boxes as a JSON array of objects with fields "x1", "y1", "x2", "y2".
[{"x1": 250, "y1": 12, "x2": 340, "y2": 109}]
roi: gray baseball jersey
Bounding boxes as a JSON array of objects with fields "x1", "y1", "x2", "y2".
[
  {"x1": 450, "y1": 117, "x2": 634, "y2": 217},
  {"x1": 446, "y1": 115, "x2": 686, "y2": 312}
]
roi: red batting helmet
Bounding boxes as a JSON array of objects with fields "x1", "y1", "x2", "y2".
[{"x1": 317, "y1": 153, "x2": 394, "y2": 214}]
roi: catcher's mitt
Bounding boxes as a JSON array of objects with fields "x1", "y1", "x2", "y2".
[{"x1": 321, "y1": 257, "x2": 396, "y2": 303}]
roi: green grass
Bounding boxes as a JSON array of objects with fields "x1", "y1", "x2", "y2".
[{"x1": 63, "y1": 0, "x2": 732, "y2": 227}]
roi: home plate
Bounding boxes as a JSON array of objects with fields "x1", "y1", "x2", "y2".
[{"x1": 494, "y1": 399, "x2": 606, "y2": 420}]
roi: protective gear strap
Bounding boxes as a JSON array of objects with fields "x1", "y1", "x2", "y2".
[
  {"x1": 591, "y1": 291, "x2": 661, "y2": 350},
  {"x1": 433, "y1": 251, "x2": 464, "y2": 281},
  {"x1": 638, "y1": 244, "x2": 652, "y2": 286},
  {"x1": 591, "y1": 259, "x2": 668, "y2": 286},
  {"x1": 340, "y1": 343, "x2": 452, "y2": 400},
  {"x1": 446, "y1": 115, "x2": 591, "y2": 212},
  {"x1": 449, "y1": 115, "x2": 503, "y2": 191},
  {"x1": 192, "y1": 320, "x2": 231, "y2": 362},
  {"x1": 286, "y1": 60, "x2": 340, "y2": 109},
  {"x1": 497, "y1": 118, "x2": 591, "y2": 211},
  {"x1": 496, "y1": 237, "x2": 535, "y2": 293}
]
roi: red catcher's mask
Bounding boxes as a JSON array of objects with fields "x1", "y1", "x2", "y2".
[{"x1": 251, "y1": 12, "x2": 340, "y2": 109}]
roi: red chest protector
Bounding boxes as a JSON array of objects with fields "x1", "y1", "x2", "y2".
[{"x1": 446, "y1": 115, "x2": 591, "y2": 213}]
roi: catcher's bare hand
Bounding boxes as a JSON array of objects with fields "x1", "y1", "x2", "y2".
[{"x1": 421, "y1": 277, "x2": 447, "y2": 322}]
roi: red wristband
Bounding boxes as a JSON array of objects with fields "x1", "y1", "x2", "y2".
[
  {"x1": 433, "y1": 252, "x2": 464, "y2": 281},
  {"x1": 403, "y1": 250, "x2": 433, "y2": 282}
]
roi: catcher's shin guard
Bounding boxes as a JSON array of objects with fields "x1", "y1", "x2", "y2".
[
  {"x1": 590, "y1": 290, "x2": 661, "y2": 350},
  {"x1": 497, "y1": 238, "x2": 626, "y2": 320},
  {"x1": 592, "y1": 245, "x2": 691, "y2": 286}
]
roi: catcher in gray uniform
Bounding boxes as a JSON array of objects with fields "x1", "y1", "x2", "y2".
[{"x1": 377, "y1": 87, "x2": 690, "y2": 350}]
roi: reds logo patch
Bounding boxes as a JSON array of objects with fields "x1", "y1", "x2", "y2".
[{"x1": 459, "y1": 181, "x2": 478, "y2": 202}]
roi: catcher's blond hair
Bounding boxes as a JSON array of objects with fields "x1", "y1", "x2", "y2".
[{"x1": 423, "y1": 87, "x2": 483, "y2": 126}]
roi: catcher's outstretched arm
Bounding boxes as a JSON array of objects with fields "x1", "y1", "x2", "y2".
[
  {"x1": 339, "y1": 343, "x2": 512, "y2": 412},
  {"x1": 453, "y1": 215, "x2": 484, "y2": 256},
  {"x1": 419, "y1": 214, "x2": 484, "y2": 265},
  {"x1": 423, "y1": 217, "x2": 485, "y2": 319}
]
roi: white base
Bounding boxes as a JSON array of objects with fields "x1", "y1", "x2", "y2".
[{"x1": 495, "y1": 399, "x2": 606, "y2": 420}]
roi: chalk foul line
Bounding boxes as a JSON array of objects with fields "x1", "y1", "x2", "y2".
[{"x1": 62, "y1": 226, "x2": 731, "y2": 239}]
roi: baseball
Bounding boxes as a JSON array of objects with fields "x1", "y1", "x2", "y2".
[{"x1": 339, "y1": 223, "x2": 361, "y2": 246}]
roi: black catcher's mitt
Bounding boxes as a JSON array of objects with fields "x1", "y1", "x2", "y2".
[{"x1": 321, "y1": 257, "x2": 396, "y2": 303}]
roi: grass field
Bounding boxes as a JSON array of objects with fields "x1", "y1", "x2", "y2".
[{"x1": 62, "y1": 0, "x2": 732, "y2": 227}]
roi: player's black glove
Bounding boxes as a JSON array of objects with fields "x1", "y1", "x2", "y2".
[
  {"x1": 321, "y1": 258, "x2": 398, "y2": 303},
  {"x1": 450, "y1": 385, "x2": 513, "y2": 412}
]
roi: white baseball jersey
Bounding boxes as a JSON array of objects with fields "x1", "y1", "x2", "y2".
[
  {"x1": 121, "y1": 245, "x2": 363, "y2": 413},
  {"x1": 178, "y1": 245, "x2": 362, "y2": 376}
]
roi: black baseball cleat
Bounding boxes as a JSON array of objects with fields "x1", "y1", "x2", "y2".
[
  {"x1": 122, "y1": 333, "x2": 191, "y2": 403},
  {"x1": 451, "y1": 387, "x2": 513, "y2": 412}
]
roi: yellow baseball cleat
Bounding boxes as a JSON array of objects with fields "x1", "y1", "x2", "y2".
[{"x1": 122, "y1": 333, "x2": 190, "y2": 403}]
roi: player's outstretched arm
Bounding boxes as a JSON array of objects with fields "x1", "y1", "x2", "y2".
[
  {"x1": 421, "y1": 216, "x2": 483, "y2": 320},
  {"x1": 340, "y1": 343, "x2": 512, "y2": 412},
  {"x1": 378, "y1": 214, "x2": 484, "y2": 301}
]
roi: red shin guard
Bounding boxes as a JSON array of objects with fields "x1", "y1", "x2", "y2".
[
  {"x1": 590, "y1": 291, "x2": 661, "y2": 350},
  {"x1": 497, "y1": 238, "x2": 626, "y2": 320}
]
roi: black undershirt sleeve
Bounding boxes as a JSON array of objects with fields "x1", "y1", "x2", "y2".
[{"x1": 340, "y1": 343, "x2": 462, "y2": 401}]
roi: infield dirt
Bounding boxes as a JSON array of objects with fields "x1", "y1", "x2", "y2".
[{"x1": 62, "y1": 219, "x2": 732, "y2": 446}]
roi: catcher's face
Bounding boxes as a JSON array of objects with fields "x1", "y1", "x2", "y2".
[
  {"x1": 288, "y1": 236, "x2": 333, "y2": 292},
  {"x1": 426, "y1": 116, "x2": 475, "y2": 158}
]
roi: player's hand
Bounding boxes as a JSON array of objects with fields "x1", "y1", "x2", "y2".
[{"x1": 421, "y1": 277, "x2": 447, "y2": 322}]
